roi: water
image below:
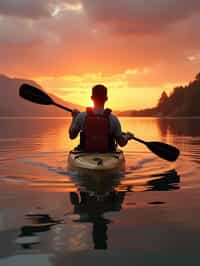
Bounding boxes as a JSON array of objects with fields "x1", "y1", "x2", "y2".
[{"x1": 0, "y1": 117, "x2": 200, "y2": 265}]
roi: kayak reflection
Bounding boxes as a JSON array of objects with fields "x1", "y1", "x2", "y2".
[
  {"x1": 70, "y1": 190, "x2": 125, "y2": 250},
  {"x1": 70, "y1": 173, "x2": 124, "y2": 250}
]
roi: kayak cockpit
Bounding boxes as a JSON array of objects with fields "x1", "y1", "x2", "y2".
[{"x1": 68, "y1": 150, "x2": 125, "y2": 177}]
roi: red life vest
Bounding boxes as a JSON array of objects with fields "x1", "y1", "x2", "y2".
[{"x1": 84, "y1": 108, "x2": 112, "y2": 153}]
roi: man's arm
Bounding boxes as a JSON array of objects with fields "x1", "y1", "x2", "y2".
[
  {"x1": 112, "y1": 116, "x2": 133, "y2": 147},
  {"x1": 69, "y1": 109, "x2": 80, "y2": 139}
]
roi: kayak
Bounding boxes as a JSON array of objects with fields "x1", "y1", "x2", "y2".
[{"x1": 68, "y1": 150, "x2": 125, "y2": 177}]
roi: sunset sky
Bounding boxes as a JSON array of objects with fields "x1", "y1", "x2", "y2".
[{"x1": 1, "y1": 0, "x2": 200, "y2": 110}]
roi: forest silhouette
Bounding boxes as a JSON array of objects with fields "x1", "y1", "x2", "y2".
[{"x1": 119, "y1": 72, "x2": 200, "y2": 117}]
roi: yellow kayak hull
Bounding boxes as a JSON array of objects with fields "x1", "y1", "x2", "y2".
[{"x1": 68, "y1": 150, "x2": 125, "y2": 177}]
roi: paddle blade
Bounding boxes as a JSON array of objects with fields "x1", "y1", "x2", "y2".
[
  {"x1": 146, "y1": 142, "x2": 180, "y2": 162},
  {"x1": 19, "y1": 84, "x2": 53, "y2": 105}
]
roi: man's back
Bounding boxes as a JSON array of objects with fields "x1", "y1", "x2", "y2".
[
  {"x1": 71, "y1": 107, "x2": 122, "y2": 139},
  {"x1": 69, "y1": 84, "x2": 133, "y2": 150}
]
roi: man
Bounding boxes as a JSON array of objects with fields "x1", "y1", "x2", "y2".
[{"x1": 69, "y1": 84, "x2": 133, "y2": 152}]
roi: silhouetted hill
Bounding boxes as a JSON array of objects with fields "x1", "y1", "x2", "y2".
[
  {"x1": 0, "y1": 74, "x2": 83, "y2": 116},
  {"x1": 118, "y1": 72, "x2": 200, "y2": 117}
]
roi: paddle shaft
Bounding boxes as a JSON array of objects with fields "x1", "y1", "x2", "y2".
[
  {"x1": 132, "y1": 136, "x2": 146, "y2": 145},
  {"x1": 53, "y1": 102, "x2": 73, "y2": 113}
]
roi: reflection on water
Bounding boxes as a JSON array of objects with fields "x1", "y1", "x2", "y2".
[
  {"x1": 158, "y1": 118, "x2": 200, "y2": 137},
  {"x1": 0, "y1": 117, "x2": 200, "y2": 261},
  {"x1": 68, "y1": 168, "x2": 180, "y2": 250},
  {"x1": 70, "y1": 191, "x2": 125, "y2": 250},
  {"x1": 69, "y1": 173, "x2": 124, "y2": 250},
  {"x1": 16, "y1": 214, "x2": 61, "y2": 249},
  {"x1": 147, "y1": 169, "x2": 180, "y2": 191},
  {"x1": 15, "y1": 170, "x2": 180, "y2": 251}
]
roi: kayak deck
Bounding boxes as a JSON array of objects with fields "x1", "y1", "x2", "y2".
[{"x1": 68, "y1": 150, "x2": 125, "y2": 177}]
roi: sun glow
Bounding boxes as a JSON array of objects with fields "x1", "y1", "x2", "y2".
[
  {"x1": 87, "y1": 100, "x2": 94, "y2": 108},
  {"x1": 36, "y1": 70, "x2": 176, "y2": 110}
]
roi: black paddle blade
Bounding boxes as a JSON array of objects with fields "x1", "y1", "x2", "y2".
[
  {"x1": 146, "y1": 142, "x2": 180, "y2": 162},
  {"x1": 19, "y1": 84, "x2": 53, "y2": 105}
]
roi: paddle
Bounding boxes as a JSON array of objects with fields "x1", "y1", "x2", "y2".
[
  {"x1": 19, "y1": 83, "x2": 180, "y2": 162},
  {"x1": 19, "y1": 83, "x2": 73, "y2": 113}
]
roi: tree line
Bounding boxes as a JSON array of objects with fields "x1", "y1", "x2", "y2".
[
  {"x1": 157, "y1": 72, "x2": 200, "y2": 116},
  {"x1": 118, "y1": 72, "x2": 200, "y2": 117}
]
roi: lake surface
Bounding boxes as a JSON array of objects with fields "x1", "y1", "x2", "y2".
[{"x1": 0, "y1": 117, "x2": 200, "y2": 266}]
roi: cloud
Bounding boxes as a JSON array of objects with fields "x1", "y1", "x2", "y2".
[
  {"x1": 0, "y1": 16, "x2": 45, "y2": 44},
  {"x1": 0, "y1": 0, "x2": 82, "y2": 19},
  {"x1": 0, "y1": 0, "x2": 52, "y2": 19},
  {"x1": 82, "y1": 0, "x2": 200, "y2": 35},
  {"x1": 0, "y1": 0, "x2": 200, "y2": 84}
]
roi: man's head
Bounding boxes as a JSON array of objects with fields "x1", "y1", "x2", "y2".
[{"x1": 91, "y1": 85, "x2": 108, "y2": 105}]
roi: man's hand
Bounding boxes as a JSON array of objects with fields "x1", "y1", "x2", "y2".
[
  {"x1": 122, "y1": 132, "x2": 134, "y2": 141},
  {"x1": 126, "y1": 132, "x2": 134, "y2": 140},
  {"x1": 117, "y1": 132, "x2": 134, "y2": 147},
  {"x1": 71, "y1": 109, "x2": 80, "y2": 118}
]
